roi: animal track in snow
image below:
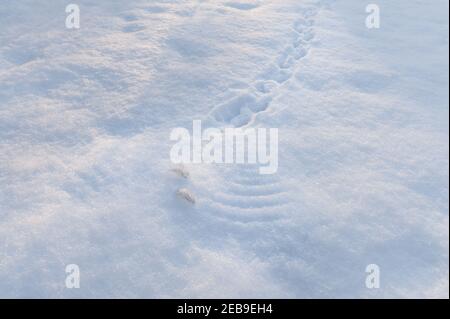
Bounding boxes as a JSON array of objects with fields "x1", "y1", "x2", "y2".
[
  {"x1": 204, "y1": 165, "x2": 290, "y2": 223},
  {"x1": 211, "y1": 93, "x2": 272, "y2": 127},
  {"x1": 277, "y1": 50, "x2": 296, "y2": 69},
  {"x1": 254, "y1": 80, "x2": 278, "y2": 94},
  {"x1": 209, "y1": 6, "x2": 318, "y2": 128},
  {"x1": 177, "y1": 188, "x2": 196, "y2": 204}
]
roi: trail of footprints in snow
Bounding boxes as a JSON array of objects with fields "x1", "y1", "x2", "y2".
[
  {"x1": 203, "y1": 8, "x2": 319, "y2": 221},
  {"x1": 206, "y1": 165, "x2": 290, "y2": 224},
  {"x1": 210, "y1": 8, "x2": 318, "y2": 127}
]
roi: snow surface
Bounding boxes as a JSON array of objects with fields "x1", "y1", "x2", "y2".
[{"x1": 0, "y1": 0, "x2": 448, "y2": 298}]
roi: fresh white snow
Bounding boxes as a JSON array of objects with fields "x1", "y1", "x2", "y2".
[{"x1": 0, "y1": 0, "x2": 448, "y2": 298}]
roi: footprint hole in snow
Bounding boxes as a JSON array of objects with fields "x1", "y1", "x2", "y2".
[
  {"x1": 171, "y1": 165, "x2": 190, "y2": 179},
  {"x1": 177, "y1": 188, "x2": 196, "y2": 204}
]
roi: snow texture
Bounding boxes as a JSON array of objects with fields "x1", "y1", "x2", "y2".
[{"x1": 0, "y1": 0, "x2": 448, "y2": 298}]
